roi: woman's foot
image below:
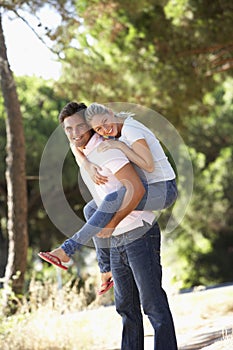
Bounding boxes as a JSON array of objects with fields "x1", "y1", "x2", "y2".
[
  {"x1": 50, "y1": 247, "x2": 70, "y2": 263},
  {"x1": 38, "y1": 248, "x2": 71, "y2": 271}
]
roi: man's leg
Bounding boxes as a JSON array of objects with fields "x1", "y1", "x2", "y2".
[
  {"x1": 110, "y1": 240, "x2": 144, "y2": 350},
  {"x1": 125, "y1": 221, "x2": 178, "y2": 350},
  {"x1": 84, "y1": 199, "x2": 113, "y2": 294},
  {"x1": 83, "y1": 199, "x2": 111, "y2": 273}
]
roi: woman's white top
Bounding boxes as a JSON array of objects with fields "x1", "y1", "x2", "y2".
[{"x1": 119, "y1": 117, "x2": 176, "y2": 184}]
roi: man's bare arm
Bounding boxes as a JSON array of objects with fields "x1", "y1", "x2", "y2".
[{"x1": 96, "y1": 163, "x2": 145, "y2": 237}]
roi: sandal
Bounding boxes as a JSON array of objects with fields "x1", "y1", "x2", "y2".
[
  {"x1": 38, "y1": 252, "x2": 69, "y2": 271},
  {"x1": 97, "y1": 278, "x2": 114, "y2": 295}
]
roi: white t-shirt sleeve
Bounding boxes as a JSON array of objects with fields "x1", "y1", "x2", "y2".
[{"x1": 121, "y1": 123, "x2": 146, "y2": 146}]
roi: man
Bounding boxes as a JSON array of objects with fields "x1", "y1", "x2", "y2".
[{"x1": 57, "y1": 102, "x2": 178, "y2": 349}]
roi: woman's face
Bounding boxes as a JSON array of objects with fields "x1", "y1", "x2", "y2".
[{"x1": 89, "y1": 111, "x2": 119, "y2": 137}]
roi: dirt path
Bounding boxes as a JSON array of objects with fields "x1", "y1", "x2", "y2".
[{"x1": 91, "y1": 284, "x2": 233, "y2": 349}]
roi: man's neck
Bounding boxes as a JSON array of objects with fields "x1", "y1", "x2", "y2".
[
  {"x1": 77, "y1": 145, "x2": 86, "y2": 153},
  {"x1": 77, "y1": 134, "x2": 93, "y2": 153}
]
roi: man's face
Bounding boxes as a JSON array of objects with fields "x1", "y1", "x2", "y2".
[{"x1": 63, "y1": 114, "x2": 92, "y2": 149}]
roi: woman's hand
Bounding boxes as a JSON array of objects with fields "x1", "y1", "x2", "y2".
[{"x1": 97, "y1": 140, "x2": 123, "y2": 152}]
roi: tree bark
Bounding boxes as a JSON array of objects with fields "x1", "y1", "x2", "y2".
[{"x1": 0, "y1": 14, "x2": 28, "y2": 294}]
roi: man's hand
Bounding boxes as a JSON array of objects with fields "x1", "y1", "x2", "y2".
[
  {"x1": 85, "y1": 161, "x2": 108, "y2": 185},
  {"x1": 96, "y1": 227, "x2": 115, "y2": 238}
]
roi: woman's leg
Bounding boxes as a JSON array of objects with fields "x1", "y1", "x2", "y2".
[
  {"x1": 136, "y1": 179, "x2": 178, "y2": 211},
  {"x1": 60, "y1": 186, "x2": 126, "y2": 257},
  {"x1": 58, "y1": 178, "x2": 177, "y2": 258},
  {"x1": 61, "y1": 179, "x2": 178, "y2": 257}
]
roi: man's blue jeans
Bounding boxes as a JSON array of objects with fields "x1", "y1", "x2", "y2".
[{"x1": 110, "y1": 221, "x2": 178, "y2": 350}]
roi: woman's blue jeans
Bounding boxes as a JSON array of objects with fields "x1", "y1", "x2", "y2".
[
  {"x1": 111, "y1": 221, "x2": 178, "y2": 350},
  {"x1": 61, "y1": 179, "x2": 178, "y2": 273},
  {"x1": 61, "y1": 186, "x2": 127, "y2": 258}
]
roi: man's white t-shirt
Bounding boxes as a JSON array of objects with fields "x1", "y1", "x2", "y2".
[
  {"x1": 72, "y1": 133, "x2": 155, "y2": 236},
  {"x1": 119, "y1": 117, "x2": 176, "y2": 183}
]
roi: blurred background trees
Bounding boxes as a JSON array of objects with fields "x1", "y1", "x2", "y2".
[{"x1": 0, "y1": 0, "x2": 232, "y2": 293}]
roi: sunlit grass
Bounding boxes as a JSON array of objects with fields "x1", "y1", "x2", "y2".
[{"x1": 0, "y1": 271, "x2": 116, "y2": 350}]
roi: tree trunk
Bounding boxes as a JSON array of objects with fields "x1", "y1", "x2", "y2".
[
  {"x1": 0, "y1": 14, "x2": 28, "y2": 294},
  {"x1": 0, "y1": 227, "x2": 8, "y2": 288}
]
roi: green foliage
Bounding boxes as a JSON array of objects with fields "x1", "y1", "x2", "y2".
[
  {"x1": 166, "y1": 79, "x2": 233, "y2": 288},
  {"x1": 54, "y1": 0, "x2": 233, "y2": 126}
]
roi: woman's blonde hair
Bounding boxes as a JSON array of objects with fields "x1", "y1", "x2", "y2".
[{"x1": 85, "y1": 102, "x2": 134, "y2": 124}]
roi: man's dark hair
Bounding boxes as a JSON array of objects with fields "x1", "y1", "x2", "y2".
[{"x1": 58, "y1": 102, "x2": 87, "y2": 124}]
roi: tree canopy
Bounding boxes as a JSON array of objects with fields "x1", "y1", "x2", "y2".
[{"x1": 55, "y1": 0, "x2": 233, "y2": 125}]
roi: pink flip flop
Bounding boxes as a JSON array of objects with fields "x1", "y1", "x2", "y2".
[
  {"x1": 97, "y1": 278, "x2": 114, "y2": 295},
  {"x1": 38, "y1": 252, "x2": 69, "y2": 271}
]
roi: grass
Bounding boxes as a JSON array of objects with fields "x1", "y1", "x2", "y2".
[
  {"x1": 0, "y1": 274, "x2": 232, "y2": 350},
  {"x1": 0, "y1": 271, "x2": 116, "y2": 350}
]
